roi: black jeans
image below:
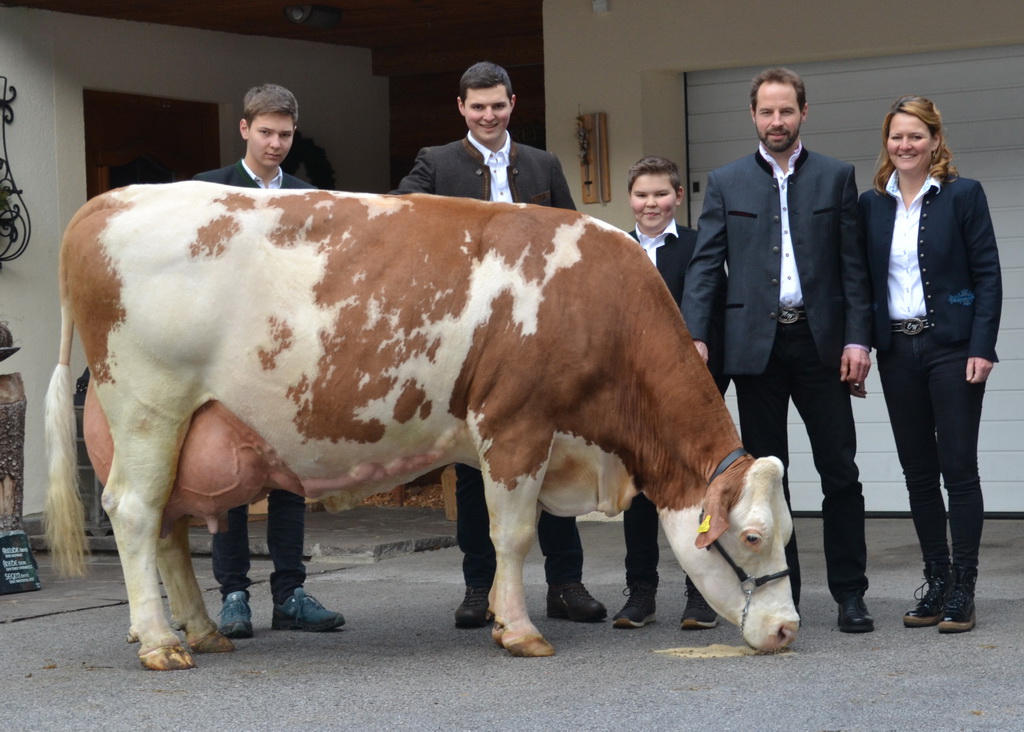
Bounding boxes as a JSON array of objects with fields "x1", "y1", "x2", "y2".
[
  {"x1": 732, "y1": 320, "x2": 868, "y2": 605},
  {"x1": 623, "y1": 492, "x2": 661, "y2": 587},
  {"x1": 455, "y1": 464, "x2": 583, "y2": 588},
  {"x1": 212, "y1": 488, "x2": 307, "y2": 606},
  {"x1": 878, "y1": 332, "x2": 985, "y2": 568}
]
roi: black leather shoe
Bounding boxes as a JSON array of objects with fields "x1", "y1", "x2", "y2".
[
  {"x1": 838, "y1": 595, "x2": 874, "y2": 633},
  {"x1": 547, "y1": 582, "x2": 607, "y2": 622},
  {"x1": 454, "y1": 586, "x2": 493, "y2": 628}
]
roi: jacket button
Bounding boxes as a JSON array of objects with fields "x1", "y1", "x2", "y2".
[
  {"x1": 772, "y1": 246, "x2": 780, "y2": 253},
  {"x1": 771, "y1": 278, "x2": 779, "y2": 286},
  {"x1": 773, "y1": 215, "x2": 780, "y2": 223},
  {"x1": 475, "y1": 169, "x2": 483, "y2": 176}
]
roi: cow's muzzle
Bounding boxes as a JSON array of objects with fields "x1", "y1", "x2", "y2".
[{"x1": 700, "y1": 510, "x2": 791, "y2": 635}]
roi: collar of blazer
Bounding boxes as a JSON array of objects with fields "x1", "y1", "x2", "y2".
[
  {"x1": 461, "y1": 136, "x2": 520, "y2": 167},
  {"x1": 753, "y1": 146, "x2": 810, "y2": 176}
]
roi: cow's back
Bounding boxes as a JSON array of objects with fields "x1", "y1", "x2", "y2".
[{"x1": 64, "y1": 183, "x2": 636, "y2": 487}]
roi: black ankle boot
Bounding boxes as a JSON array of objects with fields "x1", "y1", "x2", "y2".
[
  {"x1": 903, "y1": 561, "x2": 951, "y2": 628},
  {"x1": 938, "y1": 565, "x2": 977, "y2": 634}
]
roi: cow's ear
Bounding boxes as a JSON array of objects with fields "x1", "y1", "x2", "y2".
[
  {"x1": 695, "y1": 499, "x2": 729, "y2": 549},
  {"x1": 696, "y1": 460, "x2": 747, "y2": 548}
]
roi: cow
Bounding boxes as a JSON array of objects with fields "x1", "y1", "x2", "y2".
[{"x1": 44, "y1": 182, "x2": 798, "y2": 670}]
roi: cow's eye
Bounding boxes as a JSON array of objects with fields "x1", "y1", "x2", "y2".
[{"x1": 744, "y1": 533, "x2": 762, "y2": 547}]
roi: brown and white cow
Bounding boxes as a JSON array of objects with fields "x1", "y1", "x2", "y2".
[{"x1": 45, "y1": 182, "x2": 797, "y2": 670}]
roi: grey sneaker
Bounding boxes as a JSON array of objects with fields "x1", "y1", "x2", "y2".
[
  {"x1": 612, "y1": 581, "x2": 657, "y2": 629},
  {"x1": 219, "y1": 590, "x2": 254, "y2": 639},
  {"x1": 680, "y1": 582, "x2": 718, "y2": 629},
  {"x1": 271, "y1": 588, "x2": 345, "y2": 632}
]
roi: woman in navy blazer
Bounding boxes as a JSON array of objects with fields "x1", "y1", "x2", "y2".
[{"x1": 859, "y1": 95, "x2": 1001, "y2": 634}]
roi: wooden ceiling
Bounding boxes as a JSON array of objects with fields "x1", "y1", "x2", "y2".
[{"x1": 3, "y1": 1, "x2": 544, "y2": 76}]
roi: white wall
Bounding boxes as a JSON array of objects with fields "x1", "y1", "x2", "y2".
[
  {"x1": 685, "y1": 50, "x2": 1024, "y2": 512},
  {"x1": 543, "y1": 0, "x2": 1024, "y2": 230},
  {"x1": 0, "y1": 7, "x2": 389, "y2": 515}
]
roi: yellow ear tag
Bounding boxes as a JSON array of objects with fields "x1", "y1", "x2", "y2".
[{"x1": 698, "y1": 514, "x2": 711, "y2": 534}]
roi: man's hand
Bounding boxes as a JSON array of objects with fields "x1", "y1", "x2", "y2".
[
  {"x1": 693, "y1": 339, "x2": 709, "y2": 363},
  {"x1": 966, "y1": 357, "x2": 994, "y2": 384},
  {"x1": 841, "y1": 347, "x2": 871, "y2": 398}
]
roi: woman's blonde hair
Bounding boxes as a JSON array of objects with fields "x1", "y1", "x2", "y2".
[{"x1": 872, "y1": 95, "x2": 957, "y2": 193}]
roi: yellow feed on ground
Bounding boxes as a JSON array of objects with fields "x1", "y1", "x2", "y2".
[{"x1": 654, "y1": 644, "x2": 794, "y2": 658}]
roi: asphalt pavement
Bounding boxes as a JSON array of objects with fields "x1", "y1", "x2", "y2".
[{"x1": 3, "y1": 508, "x2": 1024, "y2": 731}]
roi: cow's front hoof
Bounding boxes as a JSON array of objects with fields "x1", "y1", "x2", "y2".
[
  {"x1": 503, "y1": 634, "x2": 555, "y2": 657},
  {"x1": 138, "y1": 644, "x2": 197, "y2": 671},
  {"x1": 188, "y1": 629, "x2": 235, "y2": 654}
]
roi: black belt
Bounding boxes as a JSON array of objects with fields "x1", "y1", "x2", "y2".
[
  {"x1": 891, "y1": 317, "x2": 930, "y2": 335},
  {"x1": 777, "y1": 307, "x2": 806, "y2": 324}
]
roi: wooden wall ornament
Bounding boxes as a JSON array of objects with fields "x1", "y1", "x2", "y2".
[
  {"x1": 0, "y1": 322, "x2": 39, "y2": 594},
  {"x1": 576, "y1": 112, "x2": 610, "y2": 204}
]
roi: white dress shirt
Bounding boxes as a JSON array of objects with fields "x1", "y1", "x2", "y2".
[
  {"x1": 634, "y1": 220, "x2": 679, "y2": 266},
  {"x1": 467, "y1": 131, "x2": 512, "y2": 202},
  {"x1": 241, "y1": 159, "x2": 284, "y2": 189},
  {"x1": 885, "y1": 172, "x2": 941, "y2": 320},
  {"x1": 759, "y1": 142, "x2": 804, "y2": 308}
]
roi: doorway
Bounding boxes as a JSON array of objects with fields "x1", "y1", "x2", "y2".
[{"x1": 83, "y1": 89, "x2": 220, "y2": 199}]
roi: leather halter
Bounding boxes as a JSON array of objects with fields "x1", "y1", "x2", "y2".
[
  {"x1": 708, "y1": 447, "x2": 748, "y2": 486},
  {"x1": 701, "y1": 448, "x2": 791, "y2": 631}
]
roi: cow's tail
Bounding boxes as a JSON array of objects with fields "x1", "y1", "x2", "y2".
[{"x1": 44, "y1": 303, "x2": 88, "y2": 576}]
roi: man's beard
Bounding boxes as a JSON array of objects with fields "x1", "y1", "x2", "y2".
[{"x1": 759, "y1": 125, "x2": 800, "y2": 153}]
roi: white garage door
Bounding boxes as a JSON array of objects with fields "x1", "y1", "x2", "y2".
[{"x1": 685, "y1": 45, "x2": 1024, "y2": 513}]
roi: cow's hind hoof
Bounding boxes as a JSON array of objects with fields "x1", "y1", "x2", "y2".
[
  {"x1": 188, "y1": 630, "x2": 235, "y2": 655},
  {"x1": 139, "y1": 644, "x2": 197, "y2": 671},
  {"x1": 504, "y1": 634, "x2": 555, "y2": 657}
]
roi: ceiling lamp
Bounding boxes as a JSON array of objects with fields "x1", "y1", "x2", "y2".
[{"x1": 284, "y1": 5, "x2": 342, "y2": 29}]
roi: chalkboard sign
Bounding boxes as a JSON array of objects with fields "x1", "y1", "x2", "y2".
[{"x1": 0, "y1": 530, "x2": 41, "y2": 594}]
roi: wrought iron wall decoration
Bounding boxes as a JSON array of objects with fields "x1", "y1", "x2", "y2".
[{"x1": 0, "y1": 76, "x2": 31, "y2": 268}]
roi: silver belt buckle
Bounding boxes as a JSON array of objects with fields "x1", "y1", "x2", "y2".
[
  {"x1": 778, "y1": 308, "x2": 800, "y2": 324},
  {"x1": 900, "y1": 317, "x2": 926, "y2": 335}
]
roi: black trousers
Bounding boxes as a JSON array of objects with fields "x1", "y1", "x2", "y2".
[
  {"x1": 877, "y1": 332, "x2": 985, "y2": 568},
  {"x1": 212, "y1": 488, "x2": 307, "y2": 606},
  {"x1": 732, "y1": 320, "x2": 868, "y2": 605},
  {"x1": 455, "y1": 464, "x2": 583, "y2": 588}
]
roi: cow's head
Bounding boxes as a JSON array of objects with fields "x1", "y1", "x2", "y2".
[{"x1": 660, "y1": 456, "x2": 798, "y2": 651}]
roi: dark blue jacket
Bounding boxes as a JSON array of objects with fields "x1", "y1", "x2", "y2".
[
  {"x1": 682, "y1": 149, "x2": 870, "y2": 375},
  {"x1": 859, "y1": 176, "x2": 1001, "y2": 360}
]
